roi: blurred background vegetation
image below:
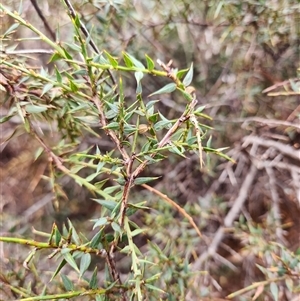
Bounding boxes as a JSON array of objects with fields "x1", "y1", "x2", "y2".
[{"x1": 1, "y1": 0, "x2": 299, "y2": 300}]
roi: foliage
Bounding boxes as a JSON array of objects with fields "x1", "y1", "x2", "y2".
[
  {"x1": 0, "y1": 2, "x2": 228, "y2": 300},
  {"x1": 1, "y1": 1, "x2": 299, "y2": 301}
]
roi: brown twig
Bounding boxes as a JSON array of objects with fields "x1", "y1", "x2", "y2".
[
  {"x1": 29, "y1": 0, "x2": 56, "y2": 41},
  {"x1": 265, "y1": 166, "x2": 287, "y2": 244},
  {"x1": 142, "y1": 184, "x2": 202, "y2": 238},
  {"x1": 262, "y1": 78, "x2": 299, "y2": 93}
]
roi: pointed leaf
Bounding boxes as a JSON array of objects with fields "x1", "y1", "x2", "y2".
[
  {"x1": 89, "y1": 267, "x2": 98, "y2": 289},
  {"x1": 122, "y1": 52, "x2": 134, "y2": 67},
  {"x1": 25, "y1": 104, "x2": 48, "y2": 113},
  {"x1": 124, "y1": 53, "x2": 145, "y2": 69},
  {"x1": 55, "y1": 66, "x2": 62, "y2": 83},
  {"x1": 50, "y1": 259, "x2": 67, "y2": 281},
  {"x1": 149, "y1": 83, "x2": 176, "y2": 97},
  {"x1": 183, "y1": 63, "x2": 194, "y2": 86},
  {"x1": 90, "y1": 230, "x2": 102, "y2": 248},
  {"x1": 80, "y1": 253, "x2": 91, "y2": 278},
  {"x1": 145, "y1": 54, "x2": 155, "y2": 71},
  {"x1": 41, "y1": 83, "x2": 53, "y2": 96},
  {"x1": 67, "y1": 219, "x2": 80, "y2": 245},
  {"x1": 104, "y1": 50, "x2": 118, "y2": 67},
  {"x1": 270, "y1": 282, "x2": 278, "y2": 301},
  {"x1": 92, "y1": 199, "x2": 118, "y2": 211},
  {"x1": 61, "y1": 274, "x2": 74, "y2": 291},
  {"x1": 134, "y1": 71, "x2": 143, "y2": 94},
  {"x1": 93, "y1": 217, "x2": 109, "y2": 229},
  {"x1": 134, "y1": 177, "x2": 159, "y2": 185},
  {"x1": 61, "y1": 249, "x2": 80, "y2": 273}
]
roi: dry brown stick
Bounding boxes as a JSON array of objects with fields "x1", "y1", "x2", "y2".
[
  {"x1": 242, "y1": 136, "x2": 300, "y2": 161},
  {"x1": 265, "y1": 166, "x2": 288, "y2": 244}
]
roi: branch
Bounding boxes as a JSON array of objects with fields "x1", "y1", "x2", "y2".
[
  {"x1": 242, "y1": 135, "x2": 300, "y2": 161},
  {"x1": 29, "y1": 0, "x2": 56, "y2": 40}
]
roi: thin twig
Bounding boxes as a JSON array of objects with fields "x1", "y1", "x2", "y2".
[
  {"x1": 142, "y1": 184, "x2": 202, "y2": 238},
  {"x1": 262, "y1": 78, "x2": 299, "y2": 93},
  {"x1": 62, "y1": 0, "x2": 116, "y2": 85},
  {"x1": 2, "y1": 49, "x2": 54, "y2": 55},
  {"x1": 29, "y1": 0, "x2": 56, "y2": 40}
]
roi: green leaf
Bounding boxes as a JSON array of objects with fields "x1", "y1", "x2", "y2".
[
  {"x1": 61, "y1": 249, "x2": 80, "y2": 273},
  {"x1": 122, "y1": 52, "x2": 134, "y2": 67},
  {"x1": 154, "y1": 119, "x2": 172, "y2": 131},
  {"x1": 126, "y1": 202, "x2": 149, "y2": 216},
  {"x1": 176, "y1": 68, "x2": 189, "y2": 79},
  {"x1": 25, "y1": 104, "x2": 48, "y2": 113},
  {"x1": 135, "y1": 71, "x2": 143, "y2": 94},
  {"x1": 61, "y1": 274, "x2": 74, "y2": 291},
  {"x1": 146, "y1": 100, "x2": 159, "y2": 110},
  {"x1": 145, "y1": 54, "x2": 155, "y2": 71},
  {"x1": 134, "y1": 177, "x2": 159, "y2": 185},
  {"x1": 148, "y1": 113, "x2": 158, "y2": 123},
  {"x1": 50, "y1": 259, "x2": 67, "y2": 281},
  {"x1": 0, "y1": 114, "x2": 14, "y2": 124},
  {"x1": 149, "y1": 83, "x2": 177, "y2": 97},
  {"x1": 49, "y1": 52, "x2": 62, "y2": 63},
  {"x1": 124, "y1": 53, "x2": 145, "y2": 69},
  {"x1": 85, "y1": 171, "x2": 100, "y2": 183},
  {"x1": 89, "y1": 267, "x2": 98, "y2": 289},
  {"x1": 177, "y1": 87, "x2": 194, "y2": 101},
  {"x1": 93, "y1": 217, "x2": 109, "y2": 229},
  {"x1": 131, "y1": 228, "x2": 146, "y2": 237},
  {"x1": 4, "y1": 23, "x2": 20, "y2": 37},
  {"x1": 92, "y1": 199, "x2": 118, "y2": 211},
  {"x1": 34, "y1": 147, "x2": 44, "y2": 161},
  {"x1": 55, "y1": 66, "x2": 62, "y2": 83},
  {"x1": 111, "y1": 221, "x2": 122, "y2": 236},
  {"x1": 285, "y1": 277, "x2": 293, "y2": 292},
  {"x1": 62, "y1": 47, "x2": 72, "y2": 60},
  {"x1": 54, "y1": 226, "x2": 62, "y2": 246},
  {"x1": 41, "y1": 83, "x2": 53, "y2": 96},
  {"x1": 68, "y1": 219, "x2": 81, "y2": 245},
  {"x1": 145, "y1": 283, "x2": 165, "y2": 293},
  {"x1": 90, "y1": 230, "x2": 103, "y2": 248},
  {"x1": 169, "y1": 145, "x2": 186, "y2": 158},
  {"x1": 182, "y1": 63, "x2": 194, "y2": 86},
  {"x1": 80, "y1": 253, "x2": 91, "y2": 278},
  {"x1": 18, "y1": 0, "x2": 23, "y2": 14},
  {"x1": 104, "y1": 50, "x2": 118, "y2": 68},
  {"x1": 69, "y1": 80, "x2": 78, "y2": 92},
  {"x1": 103, "y1": 122, "x2": 119, "y2": 130},
  {"x1": 270, "y1": 282, "x2": 278, "y2": 301}
]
